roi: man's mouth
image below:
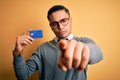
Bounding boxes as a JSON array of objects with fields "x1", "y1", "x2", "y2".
[{"x1": 59, "y1": 31, "x2": 66, "y2": 35}]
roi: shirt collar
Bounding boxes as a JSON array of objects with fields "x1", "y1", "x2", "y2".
[{"x1": 54, "y1": 33, "x2": 74, "y2": 42}]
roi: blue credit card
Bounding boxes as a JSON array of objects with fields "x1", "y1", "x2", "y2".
[{"x1": 30, "y1": 30, "x2": 43, "y2": 39}]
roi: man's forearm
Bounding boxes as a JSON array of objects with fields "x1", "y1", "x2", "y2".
[
  {"x1": 13, "y1": 54, "x2": 29, "y2": 80},
  {"x1": 87, "y1": 43, "x2": 103, "y2": 64}
]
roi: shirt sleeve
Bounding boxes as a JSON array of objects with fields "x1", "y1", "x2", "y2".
[
  {"x1": 79, "y1": 37, "x2": 103, "y2": 64},
  {"x1": 13, "y1": 52, "x2": 39, "y2": 80}
]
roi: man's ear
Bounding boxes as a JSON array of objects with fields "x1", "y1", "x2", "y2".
[
  {"x1": 69, "y1": 17, "x2": 72, "y2": 23},
  {"x1": 69, "y1": 17, "x2": 72, "y2": 26}
]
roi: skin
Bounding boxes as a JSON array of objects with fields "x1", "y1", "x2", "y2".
[
  {"x1": 49, "y1": 10, "x2": 72, "y2": 39},
  {"x1": 13, "y1": 10, "x2": 90, "y2": 72}
]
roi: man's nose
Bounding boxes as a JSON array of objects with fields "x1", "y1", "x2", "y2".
[{"x1": 58, "y1": 22, "x2": 64, "y2": 30}]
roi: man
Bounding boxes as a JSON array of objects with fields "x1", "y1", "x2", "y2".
[{"x1": 13, "y1": 5, "x2": 103, "y2": 80}]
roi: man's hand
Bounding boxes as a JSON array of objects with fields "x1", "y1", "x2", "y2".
[
  {"x1": 57, "y1": 39, "x2": 90, "y2": 71},
  {"x1": 13, "y1": 31, "x2": 34, "y2": 55}
]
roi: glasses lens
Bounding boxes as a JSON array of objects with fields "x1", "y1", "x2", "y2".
[
  {"x1": 50, "y1": 22, "x2": 58, "y2": 28},
  {"x1": 60, "y1": 18, "x2": 69, "y2": 26}
]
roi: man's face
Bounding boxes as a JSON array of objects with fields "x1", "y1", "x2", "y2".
[{"x1": 49, "y1": 10, "x2": 72, "y2": 39}]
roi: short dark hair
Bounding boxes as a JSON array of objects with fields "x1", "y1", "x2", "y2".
[{"x1": 47, "y1": 5, "x2": 70, "y2": 20}]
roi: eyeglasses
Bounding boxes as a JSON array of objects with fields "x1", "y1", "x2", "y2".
[{"x1": 50, "y1": 18, "x2": 69, "y2": 29}]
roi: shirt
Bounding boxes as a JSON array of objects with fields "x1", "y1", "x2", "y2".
[{"x1": 13, "y1": 36, "x2": 103, "y2": 80}]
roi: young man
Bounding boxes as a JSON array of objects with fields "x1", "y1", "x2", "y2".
[{"x1": 13, "y1": 5, "x2": 103, "y2": 80}]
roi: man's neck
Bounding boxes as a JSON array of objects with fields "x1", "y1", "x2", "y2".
[{"x1": 54, "y1": 33, "x2": 74, "y2": 42}]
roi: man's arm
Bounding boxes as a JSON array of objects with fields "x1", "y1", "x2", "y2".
[
  {"x1": 57, "y1": 37, "x2": 103, "y2": 71},
  {"x1": 12, "y1": 31, "x2": 37, "y2": 80},
  {"x1": 79, "y1": 37, "x2": 103, "y2": 64},
  {"x1": 13, "y1": 53, "x2": 40, "y2": 80}
]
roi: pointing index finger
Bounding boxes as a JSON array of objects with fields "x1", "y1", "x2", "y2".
[{"x1": 58, "y1": 39, "x2": 67, "y2": 51}]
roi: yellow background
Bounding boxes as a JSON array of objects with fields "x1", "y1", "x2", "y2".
[{"x1": 0, "y1": 0, "x2": 120, "y2": 80}]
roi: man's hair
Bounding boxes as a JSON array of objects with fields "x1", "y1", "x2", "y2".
[{"x1": 47, "y1": 5, "x2": 70, "y2": 20}]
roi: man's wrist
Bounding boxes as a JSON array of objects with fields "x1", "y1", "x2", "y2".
[{"x1": 12, "y1": 48, "x2": 22, "y2": 55}]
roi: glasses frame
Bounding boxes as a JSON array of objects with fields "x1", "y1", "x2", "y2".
[{"x1": 50, "y1": 17, "x2": 70, "y2": 29}]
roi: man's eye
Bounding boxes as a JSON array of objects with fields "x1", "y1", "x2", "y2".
[
  {"x1": 51, "y1": 22, "x2": 57, "y2": 26},
  {"x1": 61, "y1": 19, "x2": 66, "y2": 23}
]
